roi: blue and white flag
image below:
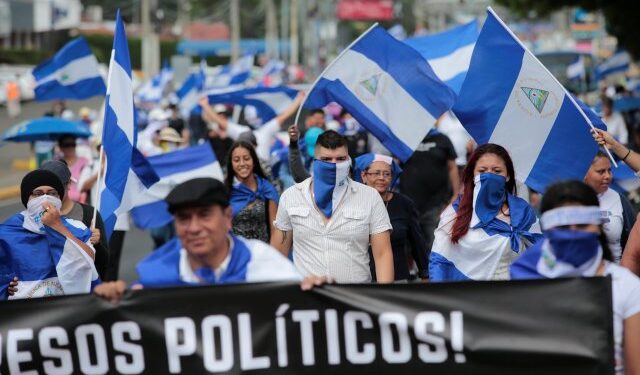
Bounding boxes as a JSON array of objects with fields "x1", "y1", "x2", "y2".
[
  {"x1": 100, "y1": 10, "x2": 159, "y2": 238},
  {"x1": 176, "y1": 63, "x2": 206, "y2": 118},
  {"x1": 136, "y1": 63, "x2": 174, "y2": 103},
  {"x1": 453, "y1": 8, "x2": 604, "y2": 193},
  {"x1": 230, "y1": 176, "x2": 279, "y2": 217},
  {"x1": 130, "y1": 144, "x2": 223, "y2": 229},
  {"x1": 429, "y1": 173, "x2": 542, "y2": 282},
  {"x1": 303, "y1": 24, "x2": 456, "y2": 162},
  {"x1": 32, "y1": 37, "x2": 106, "y2": 101},
  {"x1": 136, "y1": 235, "x2": 301, "y2": 288},
  {"x1": 596, "y1": 50, "x2": 630, "y2": 80},
  {"x1": 208, "y1": 54, "x2": 254, "y2": 88},
  {"x1": 0, "y1": 213, "x2": 98, "y2": 300},
  {"x1": 261, "y1": 59, "x2": 285, "y2": 77},
  {"x1": 566, "y1": 55, "x2": 586, "y2": 81},
  {"x1": 207, "y1": 86, "x2": 298, "y2": 124},
  {"x1": 404, "y1": 20, "x2": 479, "y2": 94}
]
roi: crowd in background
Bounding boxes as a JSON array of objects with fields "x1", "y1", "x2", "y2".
[{"x1": 5, "y1": 60, "x2": 640, "y2": 374}]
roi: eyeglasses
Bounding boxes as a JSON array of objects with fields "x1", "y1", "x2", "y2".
[
  {"x1": 365, "y1": 171, "x2": 392, "y2": 179},
  {"x1": 60, "y1": 143, "x2": 76, "y2": 148},
  {"x1": 31, "y1": 189, "x2": 60, "y2": 198}
]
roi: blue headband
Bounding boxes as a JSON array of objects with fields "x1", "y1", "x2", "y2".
[{"x1": 353, "y1": 153, "x2": 402, "y2": 183}]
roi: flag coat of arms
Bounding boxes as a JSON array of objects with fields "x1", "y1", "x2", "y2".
[
  {"x1": 453, "y1": 8, "x2": 604, "y2": 193},
  {"x1": 303, "y1": 25, "x2": 456, "y2": 162}
]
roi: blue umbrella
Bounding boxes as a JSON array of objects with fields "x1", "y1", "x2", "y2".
[{"x1": 2, "y1": 117, "x2": 92, "y2": 142}]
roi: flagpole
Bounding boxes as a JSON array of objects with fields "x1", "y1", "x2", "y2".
[
  {"x1": 293, "y1": 22, "x2": 380, "y2": 127},
  {"x1": 487, "y1": 7, "x2": 618, "y2": 168},
  {"x1": 92, "y1": 41, "x2": 117, "y2": 230},
  {"x1": 91, "y1": 147, "x2": 105, "y2": 229}
]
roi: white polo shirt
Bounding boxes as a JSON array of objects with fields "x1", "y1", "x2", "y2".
[{"x1": 274, "y1": 178, "x2": 392, "y2": 283}]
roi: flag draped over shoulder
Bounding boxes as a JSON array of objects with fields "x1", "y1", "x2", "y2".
[
  {"x1": 99, "y1": 10, "x2": 159, "y2": 238},
  {"x1": 404, "y1": 20, "x2": 479, "y2": 94},
  {"x1": 453, "y1": 8, "x2": 604, "y2": 193},
  {"x1": 303, "y1": 25, "x2": 456, "y2": 163},
  {"x1": 130, "y1": 144, "x2": 223, "y2": 229},
  {"x1": 0, "y1": 213, "x2": 98, "y2": 300},
  {"x1": 32, "y1": 37, "x2": 106, "y2": 101}
]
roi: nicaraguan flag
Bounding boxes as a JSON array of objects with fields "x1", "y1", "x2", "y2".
[
  {"x1": 453, "y1": 8, "x2": 604, "y2": 193},
  {"x1": 596, "y1": 50, "x2": 630, "y2": 80},
  {"x1": 404, "y1": 20, "x2": 479, "y2": 94},
  {"x1": 208, "y1": 54, "x2": 254, "y2": 88},
  {"x1": 100, "y1": 10, "x2": 159, "y2": 238},
  {"x1": 566, "y1": 55, "x2": 586, "y2": 81},
  {"x1": 206, "y1": 86, "x2": 298, "y2": 124},
  {"x1": 429, "y1": 173, "x2": 542, "y2": 282},
  {"x1": 262, "y1": 59, "x2": 285, "y2": 77},
  {"x1": 176, "y1": 63, "x2": 206, "y2": 118},
  {"x1": 32, "y1": 36, "x2": 106, "y2": 101},
  {"x1": 510, "y1": 236, "x2": 602, "y2": 280},
  {"x1": 136, "y1": 235, "x2": 301, "y2": 287},
  {"x1": 136, "y1": 63, "x2": 174, "y2": 103},
  {"x1": 130, "y1": 144, "x2": 224, "y2": 229},
  {"x1": 0, "y1": 214, "x2": 99, "y2": 300},
  {"x1": 230, "y1": 175, "x2": 280, "y2": 217},
  {"x1": 303, "y1": 24, "x2": 456, "y2": 162}
]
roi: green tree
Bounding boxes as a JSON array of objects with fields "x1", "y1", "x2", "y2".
[{"x1": 494, "y1": 0, "x2": 640, "y2": 58}]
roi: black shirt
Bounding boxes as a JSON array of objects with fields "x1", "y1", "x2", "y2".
[
  {"x1": 369, "y1": 192, "x2": 429, "y2": 280},
  {"x1": 168, "y1": 117, "x2": 185, "y2": 135},
  {"x1": 399, "y1": 131, "x2": 456, "y2": 214}
]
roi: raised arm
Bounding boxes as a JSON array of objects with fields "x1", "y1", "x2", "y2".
[
  {"x1": 592, "y1": 128, "x2": 640, "y2": 172},
  {"x1": 275, "y1": 92, "x2": 306, "y2": 126},
  {"x1": 199, "y1": 97, "x2": 229, "y2": 129}
]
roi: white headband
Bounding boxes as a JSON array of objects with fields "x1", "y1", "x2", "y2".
[{"x1": 540, "y1": 206, "x2": 609, "y2": 231}]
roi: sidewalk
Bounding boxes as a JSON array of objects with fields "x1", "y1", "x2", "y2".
[{"x1": 0, "y1": 165, "x2": 27, "y2": 201}]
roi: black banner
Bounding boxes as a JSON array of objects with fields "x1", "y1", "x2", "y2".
[{"x1": 0, "y1": 278, "x2": 613, "y2": 374}]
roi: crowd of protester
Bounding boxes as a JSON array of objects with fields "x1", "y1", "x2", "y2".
[{"x1": 5, "y1": 69, "x2": 640, "y2": 373}]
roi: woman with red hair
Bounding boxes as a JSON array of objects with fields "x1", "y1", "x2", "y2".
[{"x1": 429, "y1": 144, "x2": 543, "y2": 281}]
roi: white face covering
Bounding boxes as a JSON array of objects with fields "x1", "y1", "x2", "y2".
[{"x1": 23, "y1": 195, "x2": 63, "y2": 233}]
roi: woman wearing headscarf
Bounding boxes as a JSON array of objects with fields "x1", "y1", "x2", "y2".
[
  {"x1": 226, "y1": 141, "x2": 280, "y2": 243},
  {"x1": 511, "y1": 180, "x2": 640, "y2": 375},
  {"x1": 430, "y1": 144, "x2": 543, "y2": 281},
  {"x1": 0, "y1": 170, "x2": 97, "y2": 299},
  {"x1": 355, "y1": 153, "x2": 429, "y2": 281}
]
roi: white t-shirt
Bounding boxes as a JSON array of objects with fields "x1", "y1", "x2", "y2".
[
  {"x1": 604, "y1": 261, "x2": 640, "y2": 375},
  {"x1": 599, "y1": 188, "x2": 624, "y2": 263},
  {"x1": 226, "y1": 119, "x2": 281, "y2": 161},
  {"x1": 604, "y1": 112, "x2": 628, "y2": 145}
]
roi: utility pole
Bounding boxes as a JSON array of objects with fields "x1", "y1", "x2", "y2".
[
  {"x1": 265, "y1": 0, "x2": 279, "y2": 59},
  {"x1": 230, "y1": 0, "x2": 240, "y2": 63},
  {"x1": 290, "y1": 0, "x2": 299, "y2": 65},
  {"x1": 141, "y1": 0, "x2": 160, "y2": 77},
  {"x1": 280, "y1": 0, "x2": 290, "y2": 62}
]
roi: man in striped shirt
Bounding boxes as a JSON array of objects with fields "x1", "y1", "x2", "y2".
[{"x1": 271, "y1": 130, "x2": 394, "y2": 283}]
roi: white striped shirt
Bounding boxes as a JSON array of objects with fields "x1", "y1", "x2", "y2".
[{"x1": 274, "y1": 177, "x2": 392, "y2": 282}]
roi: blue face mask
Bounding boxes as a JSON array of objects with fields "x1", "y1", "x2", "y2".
[
  {"x1": 472, "y1": 173, "x2": 507, "y2": 225},
  {"x1": 544, "y1": 229, "x2": 600, "y2": 268},
  {"x1": 312, "y1": 158, "x2": 351, "y2": 218}
]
